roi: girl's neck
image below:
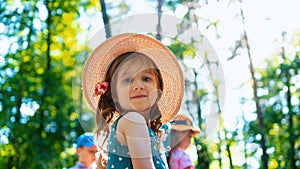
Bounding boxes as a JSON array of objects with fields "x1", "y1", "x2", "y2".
[
  {"x1": 174, "y1": 144, "x2": 187, "y2": 151},
  {"x1": 120, "y1": 110, "x2": 151, "y2": 124},
  {"x1": 139, "y1": 110, "x2": 150, "y2": 122}
]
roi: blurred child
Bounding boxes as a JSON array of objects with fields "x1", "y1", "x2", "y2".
[
  {"x1": 71, "y1": 133, "x2": 98, "y2": 169},
  {"x1": 168, "y1": 114, "x2": 200, "y2": 169}
]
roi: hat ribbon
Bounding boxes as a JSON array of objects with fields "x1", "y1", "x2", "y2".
[
  {"x1": 94, "y1": 81, "x2": 109, "y2": 96},
  {"x1": 171, "y1": 120, "x2": 192, "y2": 126}
]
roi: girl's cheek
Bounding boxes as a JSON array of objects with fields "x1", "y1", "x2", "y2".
[{"x1": 149, "y1": 89, "x2": 159, "y2": 105}]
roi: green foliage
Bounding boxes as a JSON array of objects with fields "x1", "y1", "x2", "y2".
[
  {"x1": 1, "y1": 0, "x2": 300, "y2": 168},
  {"x1": 0, "y1": 0, "x2": 90, "y2": 168},
  {"x1": 254, "y1": 33, "x2": 300, "y2": 168},
  {"x1": 194, "y1": 136, "x2": 210, "y2": 169},
  {"x1": 168, "y1": 41, "x2": 196, "y2": 60}
]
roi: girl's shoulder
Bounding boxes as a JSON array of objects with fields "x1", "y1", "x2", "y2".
[
  {"x1": 116, "y1": 112, "x2": 149, "y2": 135},
  {"x1": 113, "y1": 111, "x2": 151, "y2": 151},
  {"x1": 121, "y1": 111, "x2": 146, "y2": 123},
  {"x1": 113, "y1": 112, "x2": 146, "y2": 128}
]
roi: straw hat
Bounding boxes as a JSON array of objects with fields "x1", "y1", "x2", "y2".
[
  {"x1": 171, "y1": 114, "x2": 200, "y2": 135},
  {"x1": 82, "y1": 33, "x2": 184, "y2": 123}
]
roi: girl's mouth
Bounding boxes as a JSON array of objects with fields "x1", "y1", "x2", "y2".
[{"x1": 131, "y1": 95, "x2": 147, "y2": 99}]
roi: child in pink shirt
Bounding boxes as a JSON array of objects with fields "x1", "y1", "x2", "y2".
[{"x1": 168, "y1": 114, "x2": 200, "y2": 169}]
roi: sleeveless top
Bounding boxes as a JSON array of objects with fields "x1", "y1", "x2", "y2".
[{"x1": 107, "y1": 113, "x2": 168, "y2": 169}]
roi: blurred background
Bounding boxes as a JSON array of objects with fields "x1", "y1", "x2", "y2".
[{"x1": 0, "y1": 0, "x2": 299, "y2": 168}]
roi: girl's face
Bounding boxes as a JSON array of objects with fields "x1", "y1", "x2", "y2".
[
  {"x1": 177, "y1": 130, "x2": 193, "y2": 150},
  {"x1": 112, "y1": 57, "x2": 160, "y2": 113}
]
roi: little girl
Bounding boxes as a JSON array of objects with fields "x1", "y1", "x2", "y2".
[
  {"x1": 81, "y1": 33, "x2": 184, "y2": 169},
  {"x1": 168, "y1": 114, "x2": 200, "y2": 169}
]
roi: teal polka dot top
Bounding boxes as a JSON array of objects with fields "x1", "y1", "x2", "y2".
[{"x1": 107, "y1": 114, "x2": 168, "y2": 169}]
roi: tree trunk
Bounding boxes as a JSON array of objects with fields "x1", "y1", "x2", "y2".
[
  {"x1": 280, "y1": 46, "x2": 297, "y2": 169},
  {"x1": 156, "y1": 0, "x2": 162, "y2": 41},
  {"x1": 202, "y1": 51, "x2": 226, "y2": 168},
  {"x1": 100, "y1": 0, "x2": 111, "y2": 38},
  {"x1": 286, "y1": 67, "x2": 296, "y2": 169},
  {"x1": 226, "y1": 141, "x2": 233, "y2": 169},
  {"x1": 192, "y1": 69, "x2": 210, "y2": 169},
  {"x1": 239, "y1": 4, "x2": 268, "y2": 169},
  {"x1": 38, "y1": 0, "x2": 52, "y2": 139},
  {"x1": 9, "y1": 2, "x2": 35, "y2": 168}
]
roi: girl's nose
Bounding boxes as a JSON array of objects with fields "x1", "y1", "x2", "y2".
[{"x1": 132, "y1": 82, "x2": 145, "y2": 90}]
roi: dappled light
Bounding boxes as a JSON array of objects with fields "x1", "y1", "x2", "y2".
[{"x1": 0, "y1": 0, "x2": 300, "y2": 168}]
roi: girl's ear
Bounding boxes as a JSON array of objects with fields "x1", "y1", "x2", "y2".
[{"x1": 76, "y1": 147, "x2": 82, "y2": 155}]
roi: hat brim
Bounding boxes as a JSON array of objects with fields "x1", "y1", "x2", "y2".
[
  {"x1": 82, "y1": 33, "x2": 184, "y2": 123},
  {"x1": 171, "y1": 125, "x2": 200, "y2": 135},
  {"x1": 77, "y1": 142, "x2": 94, "y2": 148}
]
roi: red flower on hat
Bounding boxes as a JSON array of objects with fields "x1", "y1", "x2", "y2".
[{"x1": 94, "y1": 81, "x2": 109, "y2": 96}]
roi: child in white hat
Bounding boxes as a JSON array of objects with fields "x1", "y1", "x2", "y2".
[{"x1": 168, "y1": 114, "x2": 200, "y2": 169}]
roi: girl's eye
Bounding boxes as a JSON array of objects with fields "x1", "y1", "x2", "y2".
[
  {"x1": 124, "y1": 78, "x2": 132, "y2": 83},
  {"x1": 124, "y1": 78, "x2": 131, "y2": 83},
  {"x1": 143, "y1": 76, "x2": 152, "y2": 81}
]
